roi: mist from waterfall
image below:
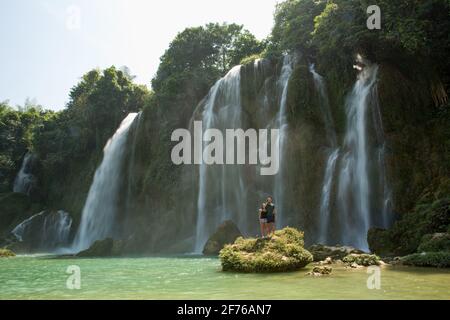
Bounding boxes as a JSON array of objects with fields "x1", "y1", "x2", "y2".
[
  {"x1": 72, "y1": 113, "x2": 139, "y2": 252},
  {"x1": 13, "y1": 152, "x2": 36, "y2": 195}
]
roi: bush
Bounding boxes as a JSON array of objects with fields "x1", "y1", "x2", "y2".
[
  {"x1": 402, "y1": 252, "x2": 450, "y2": 268},
  {"x1": 219, "y1": 227, "x2": 313, "y2": 273}
]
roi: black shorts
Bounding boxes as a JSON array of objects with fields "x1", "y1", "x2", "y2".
[{"x1": 267, "y1": 215, "x2": 275, "y2": 223}]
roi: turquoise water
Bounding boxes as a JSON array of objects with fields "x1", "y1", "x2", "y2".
[{"x1": 0, "y1": 255, "x2": 449, "y2": 300}]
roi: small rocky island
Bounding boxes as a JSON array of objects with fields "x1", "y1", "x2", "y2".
[{"x1": 219, "y1": 227, "x2": 313, "y2": 273}]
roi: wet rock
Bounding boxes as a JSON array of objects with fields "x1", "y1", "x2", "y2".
[
  {"x1": 77, "y1": 238, "x2": 118, "y2": 257},
  {"x1": 203, "y1": 220, "x2": 242, "y2": 256}
]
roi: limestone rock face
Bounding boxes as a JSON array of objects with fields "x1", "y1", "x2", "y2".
[
  {"x1": 202, "y1": 220, "x2": 242, "y2": 256},
  {"x1": 219, "y1": 227, "x2": 313, "y2": 273},
  {"x1": 308, "y1": 244, "x2": 365, "y2": 262}
]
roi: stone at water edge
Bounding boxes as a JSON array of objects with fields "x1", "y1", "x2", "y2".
[
  {"x1": 0, "y1": 248, "x2": 16, "y2": 257},
  {"x1": 202, "y1": 220, "x2": 242, "y2": 256},
  {"x1": 219, "y1": 227, "x2": 313, "y2": 273}
]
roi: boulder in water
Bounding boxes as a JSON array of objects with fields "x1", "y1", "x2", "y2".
[
  {"x1": 76, "y1": 238, "x2": 124, "y2": 257},
  {"x1": 0, "y1": 248, "x2": 15, "y2": 258},
  {"x1": 219, "y1": 227, "x2": 313, "y2": 273},
  {"x1": 202, "y1": 220, "x2": 242, "y2": 256},
  {"x1": 308, "y1": 244, "x2": 365, "y2": 262}
]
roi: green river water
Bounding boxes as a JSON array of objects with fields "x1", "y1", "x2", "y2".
[{"x1": 0, "y1": 255, "x2": 449, "y2": 300}]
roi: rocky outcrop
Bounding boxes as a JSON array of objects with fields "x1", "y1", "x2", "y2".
[
  {"x1": 219, "y1": 227, "x2": 313, "y2": 273},
  {"x1": 203, "y1": 220, "x2": 242, "y2": 256},
  {"x1": 308, "y1": 244, "x2": 365, "y2": 262}
]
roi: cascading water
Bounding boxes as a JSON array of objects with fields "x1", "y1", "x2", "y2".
[
  {"x1": 273, "y1": 56, "x2": 293, "y2": 228},
  {"x1": 309, "y1": 64, "x2": 339, "y2": 243},
  {"x1": 194, "y1": 57, "x2": 294, "y2": 252},
  {"x1": 12, "y1": 212, "x2": 45, "y2": 242},
  {"x1": 13, "y1": 152, "x2": 36, "y2": 195},
  {"x1": 336, "y1": 61, "x2": 390, "y2": 250},
  {"x1": 195, "y1": 66, "x2": 244, "y2": 252},
  {"x1": 72, "y1": 113, "x2": 139, "y2": 252}
]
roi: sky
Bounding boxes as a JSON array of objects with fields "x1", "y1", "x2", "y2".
[{"x1": 0, "y1": 0, "x2": 279, "y2": 110}]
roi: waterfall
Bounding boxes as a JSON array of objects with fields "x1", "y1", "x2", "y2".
[
  {"x1": 309, "y1": 64, "x2": 339, "y2": 243},
  {"x1": 13, "y1": 152, "x2": 35, "y2": 195},
  {"x1": 72, "y1": 113, "x2": 139, "y2": 252},
  {"x1": 336, "y1": 62, "x2": 389, "y2": 250},
  {"x1": 42, "y1": 211, "x2": 73, "y2": 251},
  {"x1": 195, "y1": 66, "x2": 244, "y2": 252},
  {"x1": 194, "y1": 57, "x2": 294, "y2": 252},
  {"x1": 273, "y1": 55, "x2": 294, "y2": 228}
]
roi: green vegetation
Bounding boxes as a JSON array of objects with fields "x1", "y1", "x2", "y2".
[
  {"x1": 219, "y1": 228, "x2": 313, "y2": 273},
  {"x1": 402, "y1": 252, "x2": 450, "y2": 268}
]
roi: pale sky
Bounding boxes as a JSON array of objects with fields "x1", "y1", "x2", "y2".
[{"x1": 0, "y1": 0, "x2": 279, "y2": 110}]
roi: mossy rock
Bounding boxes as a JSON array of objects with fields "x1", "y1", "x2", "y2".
[
  {"x1": 342, "y1": 254, "x2": 380, "y2": 266},
  {"x1": 401, "y1": 252, "x2": 450, "y2": 268},
  {"x1": 0, "y1": 248, "x2": 16, "y2": 258},
  {"x1": 418, "y1": 233, "x2": 450, "y2": 252},
  {"x1": 203, "y1": 220, "x2": 242, "y2": 256},
  {"x1": 307, "y1": 266, "x2": 332, "y2": 276},
  {"x1": 219, "y1": 227, "x2": 313, "y2": 273}
]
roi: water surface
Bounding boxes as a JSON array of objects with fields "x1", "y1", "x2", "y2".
[{"x1": 0, "y1": 256, "x2": 449, "y2": 299}]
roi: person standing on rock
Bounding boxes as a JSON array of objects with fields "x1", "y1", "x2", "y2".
[
  {"x1": 266, "y1": 196, "x2": 276, "y2": 236},
  {"x1": 258, "y1": 202, "x2": 268, "y2": 238}
]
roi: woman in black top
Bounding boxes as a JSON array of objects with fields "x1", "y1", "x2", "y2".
[{"x1": 258, "y1": 202, "x2": 268, "y2": 238}]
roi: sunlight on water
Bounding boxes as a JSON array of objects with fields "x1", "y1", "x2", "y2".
[{"x1": 0, "y1": 256, "x2": 449, "y2": 300}]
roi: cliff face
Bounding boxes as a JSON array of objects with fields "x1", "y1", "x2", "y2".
[
  {"x1": 6, "y1": 54, "x2": 447, "y2": 255},
  {"x1": 106, "y1": 54, "x2": 449, "y2": 253}
]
